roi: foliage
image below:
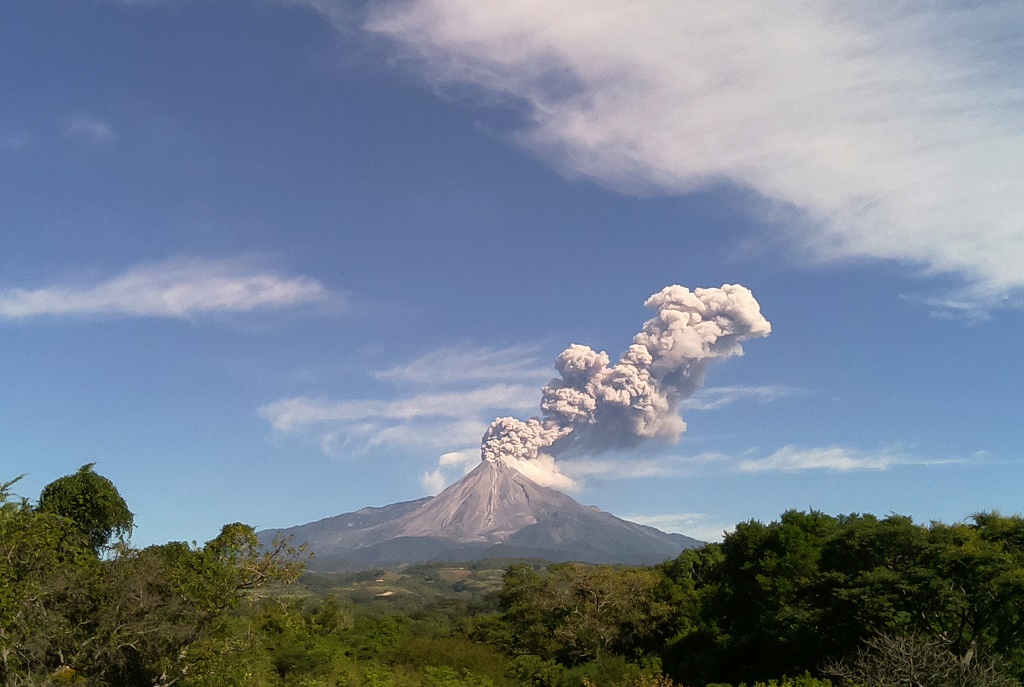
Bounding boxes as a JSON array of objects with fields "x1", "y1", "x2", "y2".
[
  {"x1": 36, "y1": 464, "x2": 134, "y2": 553},
  {"x1": 7, "y1": 468, "x2": 1024, "y2": 687},
  {"x1": 704, "y1": 678, "x2": 833, "y2": 687},
  {"x1": 0, "y1": 470, "x2": 308, "y2": 687},
  {"x1": 499, "y1": 563, "x2": 672, "y2": 665},
  {"x1": 660, "y1": 510, "x2": 1024, "y2": 685},
  {"x1": 825, "y1": 633, "x2": 1020, "y2": 687},
  {"x1": 0, "y1": 476, "x2": 98, "y2": 682}
]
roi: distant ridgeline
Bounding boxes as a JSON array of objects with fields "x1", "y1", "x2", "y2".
[{"x1": 257, "y1": 458, "x2": 703, "y2": 570}]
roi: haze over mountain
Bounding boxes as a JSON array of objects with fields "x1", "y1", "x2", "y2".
[{"x1": 260, "y1": 458, "x2": 702, "y2": 569}]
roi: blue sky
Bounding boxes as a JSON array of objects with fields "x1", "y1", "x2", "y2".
[{"x1": 3, "y1": 0, "x2": 1023, "y2": 546}]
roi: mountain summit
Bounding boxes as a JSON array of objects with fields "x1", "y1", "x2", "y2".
[{"x1": 260, "y1": 460, "x2": 702, "y2": 569}]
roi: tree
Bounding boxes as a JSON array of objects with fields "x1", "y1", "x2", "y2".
[
  {"x1": 0, "y1": 475, "x2": 99, "y2": 683},
  {"x1": 499, "y1": 563, "x2": 672, "y2": 665},
  {"x1": 1, "y1": 472, "x2": 308, "y2": 686},
  {"x1": 699, "y1": 510, "x2": 842, "y2": 681},
  {"x1": 82, "y1": 524, "x2": 308, "y2": 686},
  {"x1": 37, "y1": 463, "x2": 134, "y2": 553},
  {"x1": 659, "y1": 510, "x2": 1024, "y2": 685}
]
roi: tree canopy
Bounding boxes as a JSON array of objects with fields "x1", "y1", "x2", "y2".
[
  {"x1": 0, "y1": 469, "x2": 306, "y2": 686},
  {"x1": 4, "y1": 467, "x2": 1024, "y2": 687},
  {"x1": 36, "y1": 463, "x2": 134, "y2": 552}
]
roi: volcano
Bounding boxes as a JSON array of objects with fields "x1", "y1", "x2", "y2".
[{"x1": 259, "y1": 459, "x2": 703, "y2": 569}]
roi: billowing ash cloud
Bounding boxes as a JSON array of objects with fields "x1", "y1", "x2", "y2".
[{"x1": 483, "y1": 284, "x2": 770, "y2": 485}]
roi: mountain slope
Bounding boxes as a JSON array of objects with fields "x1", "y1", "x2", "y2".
[{"x1": 259, "y1": 460, "x2": 703, "y2": 568}]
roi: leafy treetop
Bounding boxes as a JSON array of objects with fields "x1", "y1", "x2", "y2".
[{"x1": 37, "y1": 463, "x2": 134, "y2": 552}]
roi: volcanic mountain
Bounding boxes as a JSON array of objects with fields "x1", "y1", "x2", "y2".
[{"x1": 259, "y1": 459, "x2": 703, "y2": 569}]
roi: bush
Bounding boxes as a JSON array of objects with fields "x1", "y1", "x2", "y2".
[{"x1": 826, "y1": 634, "x2": 1019, "y2": 687}]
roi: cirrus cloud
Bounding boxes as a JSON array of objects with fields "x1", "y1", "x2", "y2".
[
  {"x1": 261, "y1": 372, "x2": 542, "y2": 461},
  {"x1": 0, "y1": 259, "x2": 332, "y2": 320},
  {"x1": 680, "y1": 385, "x2": 804, "y2": 411},
  {"x1": 261, "y1": 384, "x2": 539, "y2": 433},
  {"x1": 374, "y1": 344, "x2": 551, "y2": 386},
  {"x1": 356, "y1": 0, "x2": 1024, "y2": 295},
  {"x1": 738, "y1": 444, "x2": 961, "y2": 473},
  {"x1": 64, "y1": 117, "x2": 117, "y2": 143}
]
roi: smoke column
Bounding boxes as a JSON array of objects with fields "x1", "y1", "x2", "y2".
[{"x1": 482, "y1": 284, "x2": 771, "y2": 485}]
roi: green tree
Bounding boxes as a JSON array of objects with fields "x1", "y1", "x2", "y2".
[
  {"x1": 89, "y1": 524, "x2": 308, "y2": 685},
  {"x1": 703, "y1": 510, "x2": 841, "y2": 681},
  {"x1": 0, "y1": 476, "x2": 99, "y2": 683},
  {"x1": 661, "y1": 510, "x2": 1024, "y2": 685},
  {"x1": 0, "y1": 472, "x2": 308, "y2": 687},
  {"x1": 499, "y1": 563, "x2": 672, "y2": 665},
  {"x1": 37, "y1": 463, "x2": 134, "y2": 553},
  {"x1": 917, "y1": 516, "x2": 1024, "y2": 673}
]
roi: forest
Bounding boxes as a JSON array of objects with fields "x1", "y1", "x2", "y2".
[{"x1": 4, "y1": 465, "x2": 1024, "y2": 687}]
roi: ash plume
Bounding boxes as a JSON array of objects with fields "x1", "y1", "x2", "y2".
[{"x1": 482, "y1": 284, "x2": 771, "y2": 486}]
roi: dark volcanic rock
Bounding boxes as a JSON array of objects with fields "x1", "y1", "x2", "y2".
[{"x1": 258, "y1": 460, "x2": 703, "y2": 569}]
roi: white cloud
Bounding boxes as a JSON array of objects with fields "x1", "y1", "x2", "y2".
[
  {"x1": 261, "y1": 381, "x2": 540, "y2": 464},
  {"x1": 0, "y1": 259, "x2": 331, "y2": 320},
  {"x1": 261, "y1": 384, "x2": 538, "y2": 432},
  {"x1": 738, "y1": 444, "x2": 960, "y2": 473},
  {"x1": 370, "y1": 420, "x2": 489, "y2": 450},
  {"x1": 624, "y1": 512, "x2": 734, "y2": 543},
  {"x1": 419, "y1": 449, "x2": 488, "y2": 494},
  {"x1": 504, "y1": 452, "x2": 577, "y2": 492},
  {"x1": 421, "y1": 468, "x2": 448, "y2": 495},
  {"x1": 362, "y1": 0, "x2": 1024, "y2": 294},
  {"x1": 900, "y1": 289, "x2": 1023, "y2": 323},
  {"x1": 375, "y1": 344, "x2": 551, "y2": 386},
  {"x1": 561, "y1": 457, "x2": 673, "y2": 480},
  {"x1": 680, "y1": 385, "x2": 803, "y2": 411},
  {"x1": 439, "y1": 449, "x2": 479, "y2": 468},
  {"x1": 560, "y1": 452, "x2": 728, "y2": 481},
  {"x1": 64, "y1": 117, "x2": 117, "y2": 143},
  {"x1": 558, "y1": 443, "x2": 963, "y2": 481}
]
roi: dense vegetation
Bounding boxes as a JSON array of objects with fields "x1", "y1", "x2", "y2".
[{"x1": 4, "y1": 467, "x2": 1024, "y2": 687}]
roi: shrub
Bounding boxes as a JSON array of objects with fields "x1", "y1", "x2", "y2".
[{"x1": 826, "y1": 634, "x2": 1019, "y2": 687}]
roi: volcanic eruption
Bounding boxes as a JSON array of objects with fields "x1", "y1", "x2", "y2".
[
  {"x1": 261, "y1": 284, "x2": 771, "y2": 567},
  {"x1": 478, "y1": 283, "x2": 771, "y2": 488}
]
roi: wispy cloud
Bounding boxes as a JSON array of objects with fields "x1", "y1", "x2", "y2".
[
  {"x1": 370, "y1": 420, "x2": 489, "y2": 450},
  {"x1": 375, "y1": 344, "x2": 551, "y2": 386},
  {"x1": 559, "y1": 443, "x2": 964, "y2": 481},
  {"x1": 262, "y1": 384, "x2": 538, "y2": 432},
  {"x1": 362, "y1": 1, "x2": 1024, "y2": 294},
  {"x1": 738, "y1": 444, "x2": 961, "y2": 473},
  {"x1": 263, "y1": 345, "x2": 557, "y2": 488},
  {"x1": 64, "y1": 117, "x2": 117, "y2": 143},
  {"x1": 3, "y1": 131, "x2": 31, "y2": 150},
  {"x1": 0, "y1": 259, "x2": 331, "y2": 320},
  {"x1": 624, "y1": 512, "x2": 734, "y2": 543},
  {"x1": 900, "y1": 289, "x2": 1022, "y2": 323},
  {"x1": 261, "y1": 380, "x2": 538, "y2": 456},
  {"x1": 561, "y1": 452, "x2": 728, "y2": 481},
  {"x1": 680, "y1": 385, "x2": 803, "y2": 411}
]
